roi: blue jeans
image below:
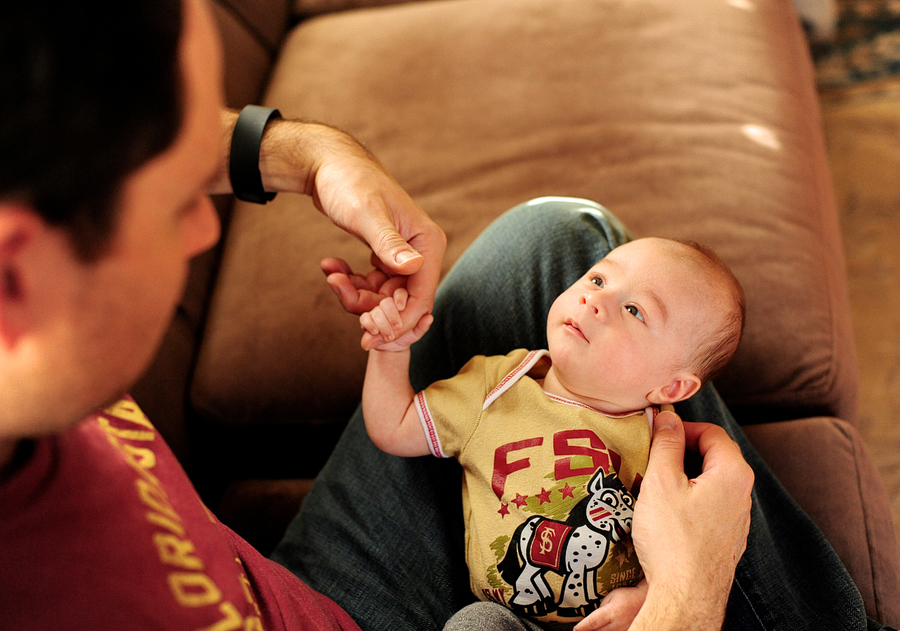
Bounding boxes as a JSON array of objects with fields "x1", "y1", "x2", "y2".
[{"x1": 273, "y1": 198, "x2": 883, "y2": 630}]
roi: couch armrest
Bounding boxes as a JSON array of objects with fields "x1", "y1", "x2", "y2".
[
  {"x1": 212, "y1": 0, "x2": 292, "y2": 108},
  {"x1": 744, "y1": 418, "x2": 900, "y2": 626}
]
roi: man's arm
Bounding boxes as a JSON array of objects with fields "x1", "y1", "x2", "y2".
[{"x1": 212, "y1": 108, "x2": 446, "y2": 344}]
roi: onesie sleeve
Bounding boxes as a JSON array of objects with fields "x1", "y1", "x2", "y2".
[{"x1": 414, "y1": 355, "x2": 489, "y2": 459}]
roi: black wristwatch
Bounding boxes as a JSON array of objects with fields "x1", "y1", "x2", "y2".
[{"x1": 229, "y1": 105, "x2": 282, "y2": 204}]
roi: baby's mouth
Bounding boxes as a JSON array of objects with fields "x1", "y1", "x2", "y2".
[{"x1": 564, "y1": 318, "x2": 588, "y2": 342}]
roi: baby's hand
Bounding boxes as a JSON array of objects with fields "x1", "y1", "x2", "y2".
[
  {"x1": 573, "y1": 580, "x2": 648, "y2": 631},
  {"x1": 360, "y1": 287, "x2": 433, "y2": 351}
]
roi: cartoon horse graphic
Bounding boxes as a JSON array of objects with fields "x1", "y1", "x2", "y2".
[{"x1": 497, "y1": 469, "x2": 636, "y2": 618}]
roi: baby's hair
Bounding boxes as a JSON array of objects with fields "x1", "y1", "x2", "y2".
[{"x1": 667, "y1": 239, "x2": 746, "y2": 385}]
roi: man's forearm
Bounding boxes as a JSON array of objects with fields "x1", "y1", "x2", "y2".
[
  {"x1": 628, "y1": 581, "x2": 727, "y2": 631},
  {"x1": 211, "y1": 108, "x2": 365, "y2": 197}
]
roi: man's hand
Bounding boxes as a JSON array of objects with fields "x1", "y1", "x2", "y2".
[
  {"x1": 319, "y1": 256, "x2": 408, "y2": 316},
  {"x1": 309, "y1": 128, "x2": 445, "y2": 347},
  {"x1": 629, "y1": 411, "x2": 754, "y2": 631},
  {"x1": 214, "y1": 110, "x2": 446, "y2": 345}
]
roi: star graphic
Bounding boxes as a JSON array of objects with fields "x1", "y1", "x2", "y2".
[
  {"x1": 512, "y1": 493, "x2": 529, "y2": 508},
  {"x1": 536, "y1": 488, "x2": 552, "y2": 504},
  {"x1": 560, "y1": 483, "x2": 576, "y2": 499},
  {"x1": 498, "y1": 503, "x2": 510, "y2": 518}
]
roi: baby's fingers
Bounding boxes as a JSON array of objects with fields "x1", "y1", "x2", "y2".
[
  {"x1": 360, "y1": 307, "x2": 395, "y2": 339},
  {"x1": 573, "y1": 606, "x2": 612, "y2": 631},
  {"x1": 392, "y1": 287, "x2": 409, "y2": 312},
  {"x1": 359, "y1": 310, "x2": 381, "y2": 337},
  {"x1": 376, "y1": 296, "x2": 404, "y2": 340}
]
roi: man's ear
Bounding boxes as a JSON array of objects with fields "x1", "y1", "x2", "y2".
[
  {"x1": 0, "y1": 204, "x2": 42, "y2": 351},
  {"x1": 648, "y1": 372, "x2": 702, "y2": 405}
]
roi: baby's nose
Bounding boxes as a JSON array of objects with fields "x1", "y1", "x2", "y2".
[{"x1": 580, "y1": 294, "x2": 604, "y2": 318}]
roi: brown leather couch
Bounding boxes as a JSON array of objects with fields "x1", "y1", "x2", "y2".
[{"x1": 132, "y1": 0, "x2": 900, "y2": 625}]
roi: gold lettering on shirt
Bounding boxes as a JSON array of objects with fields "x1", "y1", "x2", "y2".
[
  {"x1": 234, "y1": 558, "x2": 262, "y2": 619},
  {"x1": 97, "y1": 416, "x2": 156, "y2": 442},
  {"x1": 104, "y1": 399, "x2": 156, "y2": 430},
  {"x1": 136, "y1": 478, "x2": 181, "y2": 523},
  {"x1": 123, "y1": 444, "x2": 157, "y2": 470},
  {"x1": 146, "y1": 511, "x2": 187, "y2": 538},
  {"x1": 169, "y1": 572, "x2": 223, "y2": 607},
  {"x1": 95, "y1": 400, "x2": 267, "y2": 631},
  {"x1": 154, "y1": 533, "x2": 205, "y2": 571}
]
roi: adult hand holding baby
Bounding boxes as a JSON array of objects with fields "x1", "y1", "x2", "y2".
[
  {"x1": 311, "y1": 127, "x2": 445, "y2": 350},
  {"x1": 628, "y1": 410, "x2": 754, "y2": 631}
]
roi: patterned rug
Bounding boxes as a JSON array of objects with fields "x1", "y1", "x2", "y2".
[{"x1": 813, "y1": 0, "x2": 900, "y2": 99}]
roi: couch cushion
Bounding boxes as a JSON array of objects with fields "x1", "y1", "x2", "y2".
[
  {"x1": 193, "y1": 0, "x2": 857, "y2": 426},
  {"x1": 744, "y1": 418, "x2": 900, "y2": 626}
]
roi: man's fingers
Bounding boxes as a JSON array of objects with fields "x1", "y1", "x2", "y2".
[
  {"x1": 379, "y1": 275, "x2": 407, "y2": 298},
  {"x1": 647, "y1": 411, "x2": 687, "y2": 478},
  {"x1": 413, "y1": 313, "x2": 434, "y2": 337},
  {"x1": 325, "y1": 273, "x2": 382, "y2": 314},
  {"x1": 682, "y1": 421, "x2": 731, "y2": 453},
  {"x1": 683, "y1": 422, "x2": 751, "y2": 483},
  {"x1": 365, "y1": 268, "x2": 391, "y2": 291},
  {"x1": 320, "y1": 257, "x2": 352, "y2": 276}
]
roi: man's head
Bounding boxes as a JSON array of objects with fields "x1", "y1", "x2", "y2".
[
  {"x1": 0, "y1": 0, "x2": 224, "y2": 439},
  {"x1": 1, "y1": 2, "x2": 186, "y2": 261},
  {"x1": 545, "y1": 237, "x2": 745, "y2": 413}
]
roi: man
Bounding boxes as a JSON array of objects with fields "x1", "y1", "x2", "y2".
[
  {"x1": 0, "y1": 1, "x2": 439, "y2": 628},
  {"x1": 0, "y1": 0, "x2": 759, "y2": 629}
]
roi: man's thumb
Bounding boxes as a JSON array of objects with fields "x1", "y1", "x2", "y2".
[
  {"x1": 374, "y1": 229, "x2": 424, "y2": 275},
  {"x1": 648, "y1": 410, "x2": 686, "y2": 474}
]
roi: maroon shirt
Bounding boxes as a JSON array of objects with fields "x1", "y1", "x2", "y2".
[{"x1": 0, "y1": 398, "x2": 361, "y2": 631}]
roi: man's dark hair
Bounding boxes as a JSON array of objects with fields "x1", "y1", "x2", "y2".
[{"x1": 1, "y1": 2, "x2": 184, "y2": 261}]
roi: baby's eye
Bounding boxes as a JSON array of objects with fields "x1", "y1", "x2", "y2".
[
  {"x1": 591, "y1": 276, "x2": 604, "y2": 288},
  {"x1": 625, "y1": 305, "x2": 644, "y2": 322}
]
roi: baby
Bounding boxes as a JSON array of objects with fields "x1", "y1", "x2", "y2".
[{"x1": 349, "y1": 236, "x2": 744, "y2": 631}]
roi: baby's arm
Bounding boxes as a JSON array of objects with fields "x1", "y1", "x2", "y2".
[
  {"x1": 573, "y1": 579, "x2": 648, "y2": 631},
  {"x1": 361, "y1": 289, "x2": 433, "y2": 457}
]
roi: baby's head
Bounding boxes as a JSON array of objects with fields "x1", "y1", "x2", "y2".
[
  {"x1": 545, "y1": 237, "x2": 745, "y2": 413},
  {"x1": 671, "y1": 238, "x2": 745, "y2": 386}
]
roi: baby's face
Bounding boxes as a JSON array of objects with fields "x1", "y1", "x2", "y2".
[{"x1": 546, "y1": 238, "x2": 719, "y2": 411}]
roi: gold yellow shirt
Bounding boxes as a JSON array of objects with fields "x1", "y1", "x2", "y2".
[{"x1": 415, "y1": 349, "x2": 663, "y2": 624}]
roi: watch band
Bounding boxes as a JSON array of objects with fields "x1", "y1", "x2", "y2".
[{"x1": 229, "y1": 105, "x2": 282, "y2": 204}]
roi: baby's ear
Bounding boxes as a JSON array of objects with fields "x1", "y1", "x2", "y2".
[{"x1": 648, "y1": 372, "x2": 701, "y2": 404}]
